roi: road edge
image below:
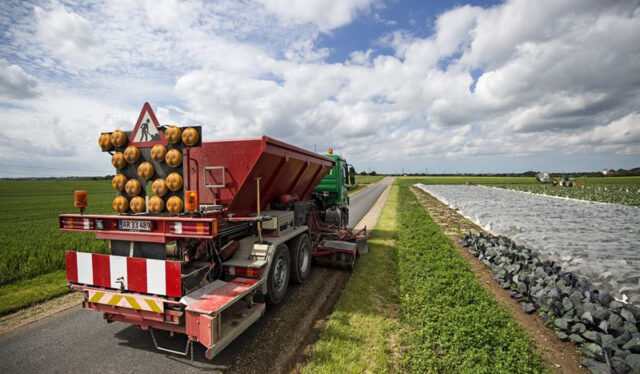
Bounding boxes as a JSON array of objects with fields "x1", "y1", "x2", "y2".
[
  {"x1": 291, "y1": 178, "x2": 395, "y2": 373},
  {"x1": 0, "y1": 292, "x2": 82, "y2": 336},
  {"x1": 349, "y1": 176, "x2": 387, "y2": 197},
  {"x1": 352, "y1": 177, "x2": 393, "y2": 231}
]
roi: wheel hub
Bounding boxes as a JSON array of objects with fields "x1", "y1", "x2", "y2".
[
  {"x1": 273, "y1": 258, "x2": 286, "y2": 291},
  {"x1": 299, "y1": 243, "x2": 310, "y2": 272}
]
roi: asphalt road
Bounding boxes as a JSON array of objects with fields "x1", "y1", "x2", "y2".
[
  {"x1": 348, "y1": 177, "x2": 393, "y2": 227},
  {"x1": 0, "y1": 178, "x2": 392, "y2": 374}
]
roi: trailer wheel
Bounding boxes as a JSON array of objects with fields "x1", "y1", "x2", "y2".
[
  {"x1": 291, "y1": 234, "x2": 312, "y2": 284},
  {"x1": 266, "y1": 244, "x2": 290, "y2": 305}
]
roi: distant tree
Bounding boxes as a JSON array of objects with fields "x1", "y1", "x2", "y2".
[
  {"x1": 360, "y1": 171, "x2": 367, "y2": 175},
  {"x1": 370, "y1": 171, "x2": 377, "y2": 176}
]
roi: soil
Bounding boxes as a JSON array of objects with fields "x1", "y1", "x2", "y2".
[
  {"x1": 225, "y1": 267, "x2": 350, "y2": 374},
  {"x1": 411, "y1": 186, "x2": 587, "y2": 374},
  {"x1": 0, "y1": 292, "x2": 83, "y2": 336}
]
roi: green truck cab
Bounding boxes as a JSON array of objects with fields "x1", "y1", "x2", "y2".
[{"x1": 312, "y1": 152, "x2": 355, "y2": 228}]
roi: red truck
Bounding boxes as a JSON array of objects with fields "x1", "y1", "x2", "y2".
[{"x1": 60, "y1": 103, "x2": 366, "y2": 359}]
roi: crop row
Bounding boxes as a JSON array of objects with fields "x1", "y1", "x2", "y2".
[
  {"x1": 495, "y1": 184, "x2": 640, "y2": 206},
  {"x1": 0, "y1": 180, "x2": 112, "y2": 285},
  {"x1": 396, "y1": 183, "x2": 545, "y2": 373}
]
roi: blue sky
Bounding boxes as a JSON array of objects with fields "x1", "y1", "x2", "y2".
[
  {"x1": 0, "y1": 0, "x2": 639, "y2": 177},
  {"x1": 318, "y1": 0, "x2": 503, "y2": 63}
]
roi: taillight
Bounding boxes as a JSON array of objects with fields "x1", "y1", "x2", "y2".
[
  {"x1": 169, "y1": 222, "x2": 210, "y2": 235},
  {"x1": 224, "y1": 266, "x2": 261, "y2": 278},
  {"x1": 96, "y1": 219, "x2": 118, "y2": 230},
  {"x1": 61, "y1": 217, "x2": 95, "y2": 230}
]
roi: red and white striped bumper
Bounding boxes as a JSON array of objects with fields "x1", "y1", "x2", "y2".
[{"x1": 65, "y1": 251, "x2": 182, "y2": 298}]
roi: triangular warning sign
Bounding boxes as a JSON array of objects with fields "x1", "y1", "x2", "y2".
[{"x1": 129, "y1": 102, "x2": 167, "y2": 147}]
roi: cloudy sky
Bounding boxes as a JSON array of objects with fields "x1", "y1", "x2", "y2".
[{"x1": 0, "y1": 0, "x2": 639, "y2": 177}]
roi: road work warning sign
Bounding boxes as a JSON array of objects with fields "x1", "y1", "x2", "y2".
[{"x1": 130, "y1": 102, "x2": 166, "y2": 146}]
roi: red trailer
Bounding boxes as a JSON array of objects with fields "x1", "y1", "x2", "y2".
[{"x1": 60, "y1": 103, "x2": 366, "y2": 359}]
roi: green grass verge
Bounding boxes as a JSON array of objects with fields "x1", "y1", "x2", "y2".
[
  {"x1": 303, "y1": 185, "x2": 400, "y2": 374},
  {"x1": 396, "y1": 180, "x2": 546, "y2": 373},
  {"x1": 355, "y1": 175, "x2": 385, "y2": 184},
  {"x1": 0, "y1": 270, "x2": 69, "y2": 316}
]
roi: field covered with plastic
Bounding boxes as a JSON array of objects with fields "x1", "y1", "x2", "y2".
[
  {"x1": 415, "y1": 184, "x2": 640, "y2": 306},
  {"x1": 496, "y1": 183, "x2": 640, "y2": 206}
]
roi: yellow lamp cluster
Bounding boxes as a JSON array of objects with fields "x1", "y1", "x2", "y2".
[
  {"x1": 149, "y1": 196, "x2": 165, "y2": 213},
  {"x1": 98, "y1": 133, "x2": 112, "y2": 151},
  {"x1": 112, "y1": 196, "x2": 128, "y2": 213},
  {"x1": 152, "y1": 179, "x2": 168, "y2": 197},
  {"x1": 150, "y1": 145, "x2": 166, "y2": 162},
  {"x1": 125, "y1": 179, "x2": 141, "y2": 196},
  {"x1": 124, "y1": 146, "x2": 140, "y2": 164},
  {"x1": 166, "y1": 196, "x2": 184, "y2": 214},
  {"x1": 165, "y1": 126, "x2": 182, "y2": 144},
  {"x1": 130, "y1": 197, "x2": 145, "y2": 213},
  {"x1": 111, "y1": 153, "x2": 127, "y2": 169},
  {"x1": 137, "y1": 162, "x2": 155, "y2": 180},
  {"x1": 166, "y1": 173, "x2": 183, "y2": 191},
  {"x1": 181, "y1": 127, "x2": 199, "y2": 146},
  {"x1": 164, "y1": 125, "x2": 199, "y2": 147},
  {"x1": 165, "y1": 149, "x2": 182, "y2": 168},
  {"x1": 111, "y1": 174, "x2": 127, "y2": 191},
  {"x1": 110, "y1": 130, "x2": 127, "y2": 147},
  {"x1": 101, "y1": 124, "x2": 197, "y2": 214}
]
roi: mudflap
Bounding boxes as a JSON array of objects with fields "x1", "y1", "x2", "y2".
[
  {"x1": 351, "y1": 226, "x2": 368, "y2": 255},
  {"x1": 356, "y1": 234, "x2": 368, "y2": 255},
  {"x1": 182, "y1": 277, "x2": 265, "y2": 359},
  {"x1": 316, "y1": 240, "x2": 358, "y2": 270}
]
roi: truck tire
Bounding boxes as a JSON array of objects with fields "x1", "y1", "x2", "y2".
[
  {"x1": 266, "y1": 244, "x2": 290, "y2": 305},
  {"x1": 291, "y1": 234, "x2": 312, "y2": 284}
]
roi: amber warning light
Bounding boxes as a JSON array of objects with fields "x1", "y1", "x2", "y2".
[
  {"x1": 185, "y1": 191, "x2": 198, "y2": 213},
  {"x1": 74, "y1": 190, "x2": 88, "y2": 214}
]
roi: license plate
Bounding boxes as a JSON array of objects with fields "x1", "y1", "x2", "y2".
[{"x1": 118, "y1": 220, "x2": 152, "y2": 232}]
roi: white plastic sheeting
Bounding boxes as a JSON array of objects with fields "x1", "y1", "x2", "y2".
[{"x1": 415, "y1": 184, "x2": 640, "y2": 306}]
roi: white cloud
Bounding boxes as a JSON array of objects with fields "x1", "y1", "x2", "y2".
[
  {"x1": 256, "y1": 0, "x2": 379, "y2": 32},
  {"x1": 34, "y1": 0, "x2": 101, "y2": 69},
  {"x1": 564, "y1": 112, "x2": 640, "y2": 153},
  {"x1": 0, "y1": 0, "x2": 639, "y2": 176},
  {"x1": 143, "y1": 0, "x2": 197, "y2": 30},
  {"x1": 0, "y1": 58, "x2": 39, "y2": 99}
]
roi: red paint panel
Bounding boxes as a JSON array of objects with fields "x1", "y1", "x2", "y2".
[
  {"x1": 189, "y1": 136, "x2": 334, "y2": 216},
  {"x1": 165, "y1": 261, "x2": 182, "y2": 298},
  {"x1": 92, "y1": 253, "x2": 111, "y2": 288},
  {"x1": 126, "y1": 257, "x2": 147, "y2": 293},
  {"x1": 232, "y1": 277, "x2": 260, "y2": 287},
  {"x1": 187, "y1": 278, "x2": 259, "y2": 313},
  {"x1": 65, "y1": 251, "x2": 78, "y2": 283}
]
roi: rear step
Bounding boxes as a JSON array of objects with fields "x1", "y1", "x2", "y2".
[{"x1": 183, "y1": 277, "x2": 265, "y2": 359}]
